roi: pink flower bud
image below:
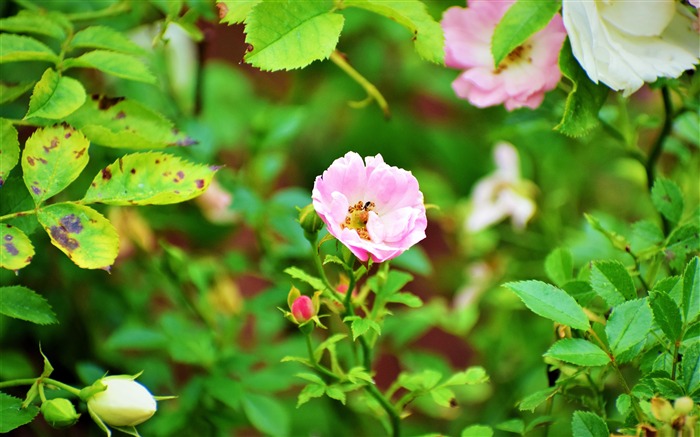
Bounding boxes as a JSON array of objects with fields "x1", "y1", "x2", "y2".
[{"x1": 291, "y1": 296, "x2": 315, "y2": 323}]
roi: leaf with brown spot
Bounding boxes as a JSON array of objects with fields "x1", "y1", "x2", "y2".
[
  {"x1": 38, "y1": 203, "x2": 118, "y2": 270},
  {"x1": 0, "y1": 224, "x2": 34, "y2": 271},
  {"x1": 83, "y1": 152, "x2": 217, "y2": 205},
  {"x1": 65, "y1": 97, "x2": 195, "y2": 149},
  {"x1": 21, "y1": 125, "x2": 90, "y2": 205}
]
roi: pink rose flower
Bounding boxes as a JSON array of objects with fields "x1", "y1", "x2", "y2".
[
  {"x1": 442, "y1": 0, "x2": 567, "y2": 111},
  {"x1": 312, "y1": 152, "x2": 427, "y2": 263},
  {"x1": 290, "y1": 295, "x2": 315, "y2": 324}
]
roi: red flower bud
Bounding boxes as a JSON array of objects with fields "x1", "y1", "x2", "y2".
[{"x1": 291, "y1": 296, "x2": 315, "y2": 323}]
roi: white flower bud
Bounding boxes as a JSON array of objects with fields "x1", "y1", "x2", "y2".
[{"x1": 87, "y1": 375, "x2": 157, "y2": 427}]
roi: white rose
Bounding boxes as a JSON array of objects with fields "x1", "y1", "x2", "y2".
[
  {"x1": 563, "y1": 0, "x2": 699, "y2": 96},
  {"x1": 87, "y1": 375, "x2": 157, "y2": 428}
]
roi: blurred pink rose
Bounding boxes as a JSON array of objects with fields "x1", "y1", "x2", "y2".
[
  {"x1": 312, "y1": 152, "x2": 427, "y2": 263},
  {"x1": 290, "y1": 295, "x2": 315, "y2": 323},
  {"x1": 442, "y1": 0, "x2": 567, "y2": 111}
]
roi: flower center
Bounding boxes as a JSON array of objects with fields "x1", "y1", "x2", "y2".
[
  {"x1": 341, "y1": 200, "x2": 376, "y2": 240},
  {"x1": 495, "y1": 43, "x2": 533, "y2": 74}
]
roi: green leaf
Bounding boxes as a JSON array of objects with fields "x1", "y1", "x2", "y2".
[
  {"x1": 386, "y1": 291, "x2": 423, "y2": 308},
  {"x1": 504, "y1": 280, "x2": 590, "y2": 330},
  {"x1": 25, "y1": 68, "x2": 86, "y2": 120},
  {"x1": 651, "y1": 178, "x2": 684, "y2": 225},
  {"x1": 0, "y1": 10, "x2": 66, "y2": 40},
  {"x1": 344, "y1": 0, "x2": 444, "y2": 64},
  {"x1": 218, "y1": 0, "x2": 261, "y2": 24},
  {"x1": 616, "y1": 394, "x2": 631, "y2": 416},
  {"x1": 519, "y1": 387, "x2": 558, "y2": 412},
  {"x1": 348, "y1": 317, "x2": 381, "y2": 341},
  {"x1": 38, "y1": 203, "x2": 119, "y2": 270},
  {"x1": 590, "y1": 260, "x2": 636, "y2": 307},
  {"x1": 0, "y1": 286, "x2": 57, "y2": 325},
  {"x1": 70, "y1": 26, "x2": 146, "y2": 55},
  {"x1": 0, "y1": 224, "x2": 35, "y2": 271},
  {"x1": 63, "y1": 50, "x2": 156, "y2": 83},
  {"x1": 563, "y1": 280, "x2": 596, "y2": 306},
  {"x1": 496, "y1": 419, "x2": 525, "y2": 434},
  {"x1": 204, "y1": 377, "x2": 242, "y2": 410},
  {"x1": 571, "y1": 411, "x2": 609, "y2": 437},
  {"x1": 21, "y1": 125, "x2": 90, "y2": 205},
  {"x1": 0, "y1": 81, "x2": 36, "y2": 104},
  {"x1": 630, "y1": 220, "x2": 664, "y2": 256},
  {"x1": 682, "y1": 342, "x2": 700, "y2": 395},
  {"x1": 244, "y1": 0, "x2": 344, "y2": 71},
  {"x1": 0, "y1": 33, "x2": 58, "y2": 63},
  {"x1": 682, "y1": 256, "x2": 699, "y2": 324},
  {"x1": 649, "y1": 290, "x2": 682, "y2": 342},
  {"x1": 545, "y1": 247, "x2": 573, "y2": 286},
  {"x1": 653, "y1": 378, "x2": 685, "y2": 399},
  {"x1": 325, "y1": 385, "x2": 347, "y2": 404},
  {"x1": 666, "y1": 224, "x2": 699, "y2": 272},
  {"x1": 442, "y1": 366, "x2": 489, "y2": 386},
  {"x1": 491, "y1": 0, "x2": 560, "y2": 66},
  {"x1": 429, "y1": 387, "x2": 455, "y2": 408},
  {"x1": 544, "y1": 338, "x2": 610, "y2": 366},
  {"x1": 554, "y1": 40, "x2": 608, "y2": 137},
  {"x1": 83, "y1": 152, "x2": 217, "y2": 205},
  {"x1": 0, "y1": 392, "x2": 39, "y2": 433},
  {"x1": 605, "y1": 299, "x2": 652, "y2": 362},
  {"x1": 242, "y1": 393, "x2": 290, "y2": 437},
  {"x1": 104, "y1": 325, "x2": 167, "y2": 350},
  {"x1": 370, "y1": 270, "x2": 413, "y2": 299},
  {"x1": 461, "y1": 425, "x2": 493, "y2": 437},
  {"x1": 65, "y1": 96, "x2": 194, "y2": 149},
  {"x1": 0, "y1": 119, "x2": 19, "y2": 186},
  {"x1": 284, "y1": 267, "x2": 325, "y2": 291},
  {"x1": 297, "y1": 383, "x2": 325, "y2": 407}
]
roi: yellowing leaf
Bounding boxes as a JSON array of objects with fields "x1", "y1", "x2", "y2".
[
  {"x1": 0, "y1": 224, "x2": 35, "y2": 271},
  {"x1": 0, "y1": 119, "x2": 20, "y2": 186},
  {"x1": 83, "y1": 152, "x2": 217, "y2": 205},
  {"x1": 25, "y1": 68, "x2": 86, "y2": 119},
  {"x1": 38, "y1": 203, "x2": 118, "y2": 270},
  {"x1": 21, "y1": 125, "x2": 90, "y2": 205}
]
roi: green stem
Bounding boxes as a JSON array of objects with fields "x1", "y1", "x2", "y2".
[
  {"x1": 305, "y1": 333, "x2": 339, "y2": 382},
  {"x1": 329, "y1": 51, "x2": 390, "y2": 119},
  {"x1": 611, "y1": 363, "x2": 644, "y2": 423},
  {"x1": 365, "y1": 383, "x2": 401, "y2": 437},
  {"x1": 645, "y1": 87, "x2": 673, "y2": 192},
  {"x1": 38, "y1": 382, "x2": 47, "y2": 403},
  {"x1": 0, "y1": 377, "x2": 81, "y2": 397}
]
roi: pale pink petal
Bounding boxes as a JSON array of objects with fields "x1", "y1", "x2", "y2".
[{"x1": 312, "y1": 152, "x2": 427, "y2": 263}]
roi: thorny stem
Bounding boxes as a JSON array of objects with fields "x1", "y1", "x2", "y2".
[
  {"x1": 611, "y1": 363, "x2": 645, "y2": 423},
  {"x1": 329, "y1": 51, "x2": 390, "y2": 119},
  {"x1": 645, "y1": 87, "x2": 674, "y2": 234}
]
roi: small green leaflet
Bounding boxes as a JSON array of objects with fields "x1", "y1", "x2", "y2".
[
  {"x1": 38, "y1": 203, "x2": 119, "y2": 270},
  {"x1": 518, "y1": 387, "x2": 558, "y2": 412},
  {"x1": 682, "y1": 342, "x2": 700, "y2": 395},
  {"x1": 491, "y1": 0, "x2": 560, "y2": 67},
  {"x1": 0, "y1": 119, "x2": 19, "y2": 186},
  {"x1": 83, "y1": 152, "x2": 217, "y2": 205},
  {"x1": 69, "y1": 26, "x2": 146, "y2": 56},
  {"x1": 63, "y1": 50, "x2": 156, "y2": 83},
  {"x1": 242, "y1": 393, "x2": 290, "y2": 437},
  {"x1": 0, "y1": 392, "x2": 39, "y2": 433},
  {"x1": 461, "y1": 425, "x2": 494, "y2": 437},
  {"x1": 651, "y1": 178, "x2": 684, "y2": 225},
  {"x1": 21, "y1": 125, "x2": 90, "y2": 205},
  {"x1": 218, "y1": 0, "x2": 261, "y2": 24},
  {"x1": 344, "y1": 0, "x2": 445, "y2": 64},
  {"x1": 0, "y1": 224, "x2": 35, "y2": 271},
  {"x1": 571, "y1": 411, "x2": 609, "y2": 437},
  {"x1": 0, "y1": 10, "x2": 66, "y2": 40},
  {"x1": 544, "y1": 338, "x2": 610, "y2": 366},
  {"x1": 649, "y1": 290, "x2": 682, "y2": 342},
  {"x1": 0, "y1": 33, "x2": 59, "y2": 63},
  {"x1": 666, "y1": 224, "x2": 699, "y2": 272},
  {"x1": 65, "y1": 97, "x2": 195, "y2": 149},
  {"x1": 682, "y1": 256, "x2": 699, "y2": 323},
  {"x1": 284, "y1": 266, "x2": 325, "y2": 291},
  {"x1": 605, "y1": 299, "x2": 652, "y2": 362},
  {"x1": 25, "y1": 68, "x2": 86, "y2": 119},
  {"x1": 244, "y1": 0, "x2": 344, "y2": 71},
  {"x1": 590, "y1": 260, "x2": 636, "y2": 307},
  {"x1": 554, "y1": 40, "x2": 608, "y2": 137},
  {"x1": 0, "y1": 285, "x2": 57, "y2": 325},
  {"x1": 504, "y1": 280, "x2": 589, "y2": 330}
]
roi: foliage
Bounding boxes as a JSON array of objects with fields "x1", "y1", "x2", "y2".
[{"x1": 1, "y1": 0, "x2": 699, "y2": 436}]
